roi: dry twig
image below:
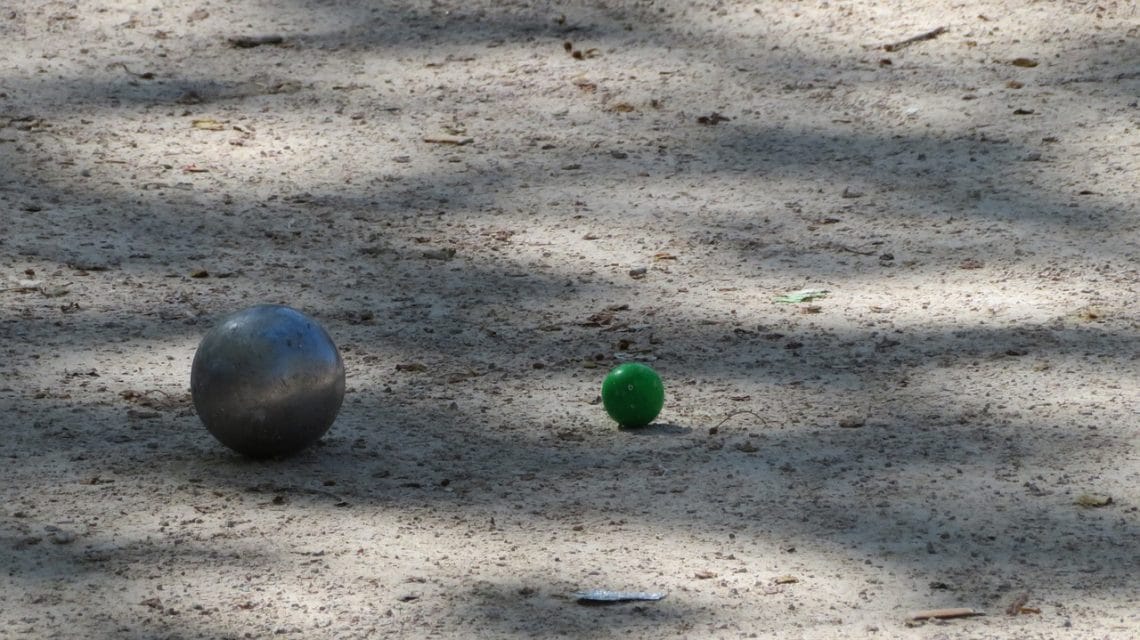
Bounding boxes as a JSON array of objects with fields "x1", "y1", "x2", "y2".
[
  {"x1": 909, "y1": 608, "x2": 983, "y2": 621},
  {"x1": 1005, "y1": 593, "x2": 1031, "y2": 616},
  {"x1": 712, "y1": 410, "x2": 770, "y2": 430},
  {"x1": 883, "y1": 26, "x2": 947, "y2": 52}
]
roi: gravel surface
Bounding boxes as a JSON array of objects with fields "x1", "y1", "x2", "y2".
[{"x1": 2, "y1": 1, "x2": 1138, "y2": 638}]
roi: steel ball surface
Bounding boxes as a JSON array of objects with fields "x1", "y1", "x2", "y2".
[{"x1": 191, "y1": 304, "x2": 346, "y2": 458}]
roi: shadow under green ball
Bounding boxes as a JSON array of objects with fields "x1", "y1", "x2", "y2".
[{"x1": 601, "y1": 363, "x2": 664, "y2": 428}]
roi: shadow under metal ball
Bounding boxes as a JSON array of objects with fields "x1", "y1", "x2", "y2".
[{"x1": 191, "y1": 304, "x2": 346, "y2": 458}]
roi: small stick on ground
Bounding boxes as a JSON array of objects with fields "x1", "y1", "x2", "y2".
[
  {"x1": 909, "y1": 608, "x2": 983, "y2": 621},
  {"x1": 111, "y1": 62, "x2": 155, "y2": 79},
  {"x1": 423, "y1": 136, "x2": 475, "y2": 145},
  {"x1": 1005, "y1": 592, "x2": 1031, "y2": 616},
  {"x1": 883, "y1": 26, "x2": 947, "y2": 52},
  {"x1": 836, "y1": 245, "x2": 877, "y2": 256},
  {"x1": 712, "y1": 410, "x2": 770, "y2": 430},
  {"x1": 228, "y1": 35, "x2": 285, "y2": 48}
]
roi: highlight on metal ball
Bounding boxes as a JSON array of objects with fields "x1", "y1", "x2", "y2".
[{"x1": 190, "y1": 304, "x2": 346, "y2": 458}]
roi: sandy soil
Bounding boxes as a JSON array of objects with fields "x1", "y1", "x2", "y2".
[{"x1": 2, "y1": 1, "x2": 1138, "y2": 638}]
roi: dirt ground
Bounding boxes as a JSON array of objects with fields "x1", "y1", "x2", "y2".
[{"x1": 2, "y1": 1, "x2": 1138, "y2": 638}]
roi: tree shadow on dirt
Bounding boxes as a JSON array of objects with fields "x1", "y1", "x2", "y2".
[
  {"x1": 4, "y1": 309, "x2": 1134, "y2": 564},
  {"x1": 444, "y1": 577, "x2": 707, "y2": 639},
  {"x1": 2, "y1": 345, "x2": 1135, "y2": 636},
  {"x1": 0, "y1": 529, "x2": 286, "y2": 639},
  {"x1": 2, "y1": 2, "x2": 1138, "y2": 637}
]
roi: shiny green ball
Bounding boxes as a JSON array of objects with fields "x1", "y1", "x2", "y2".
[{"x1": 601, "y1": 363, "x2": 665, "y2": 427}]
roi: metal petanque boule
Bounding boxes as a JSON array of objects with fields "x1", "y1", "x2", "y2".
[{"x1": 190, "y1": 304, "x2": 345, "y2": 458}]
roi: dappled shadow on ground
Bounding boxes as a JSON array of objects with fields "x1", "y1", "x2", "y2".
[
  {"x1": 1, "y1": 0, "x2": 1137, "y2": 257},
  {"x1": 3, "y1": 308, "x2": 1134, "y2": 589},
  {"x1": 2, "y1": 1, "x2": 1138, "y2": 637},
  {"x1": 447, "y1": 578, "x2": 709, "y2": 638},
  {"x1": 0, "y1": 529, "x2": 283, "y2": 638}
]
